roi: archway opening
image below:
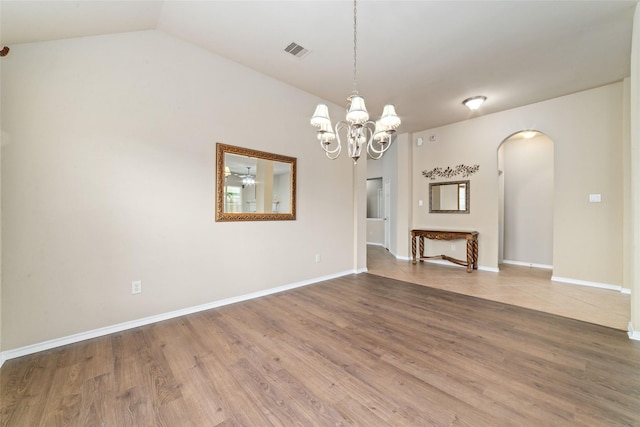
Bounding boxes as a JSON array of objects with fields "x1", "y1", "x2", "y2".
[{"x1": 498, "y1": 130, "x2": 554, "y2": 269}]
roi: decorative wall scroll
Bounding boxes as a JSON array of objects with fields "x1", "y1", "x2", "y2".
[{"x1": 422, "y1": 164, "x2": 479, "y2": 180}]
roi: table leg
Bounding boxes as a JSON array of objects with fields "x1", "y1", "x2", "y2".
[
  {"x1": 418, "y1": 236, "x2": 425, "y2": 263},
  {"x1": 411, "y1": 234, "x2": 417, "y2": 264},
  {"x1": 466, "y1": 238, "x2": 473, "y2": 273},
  {"x1": 473, "y1": 238, "x2": 478, "y2": 269}
]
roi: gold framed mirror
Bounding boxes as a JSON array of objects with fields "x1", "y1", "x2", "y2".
[
  {"x1": 429, "y1": 180, "x2": 470, "y2": 214},
  {"x1": 216, "y1": 143, "x2": 296, "y2": 221}
]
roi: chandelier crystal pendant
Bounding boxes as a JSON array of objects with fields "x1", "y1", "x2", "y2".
[{"x1": 310, "y1": 0, "x2": 400, "y2": 163}]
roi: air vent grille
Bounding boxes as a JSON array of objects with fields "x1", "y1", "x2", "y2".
[{"x1": 284, "y1": 42, "x2": 310, "y2": 59}]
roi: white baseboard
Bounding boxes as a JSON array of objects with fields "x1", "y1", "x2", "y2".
[
  {"x1": 366, "y1": 242, "x2": 385, "y2": 247},
  {"x1": 502, "y1": 259, "x2": 553, "y2": 270},
  {"x1": 628, "y1": 322, "x2": 640, "y2": 341},
  {"x1": 551, "y1": 275, "x2": 626, "y2": 293},
  {"x1": 0, "y1": 269, "x2": 357, "y2": 367}
]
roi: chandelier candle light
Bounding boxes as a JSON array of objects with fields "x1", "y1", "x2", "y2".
[{"x1": 310, "y1": 0, "x2": 400, "y2": 163}]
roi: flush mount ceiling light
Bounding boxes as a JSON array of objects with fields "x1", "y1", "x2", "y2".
[
  {"x1": 310, "y1": 0, "x2": 401, "y2": 164},
  {"x1": 462, "y1": 96, "x2": 487, "y2": 111}
]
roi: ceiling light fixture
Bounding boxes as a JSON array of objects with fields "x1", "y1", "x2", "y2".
[
  {"x1": 310, "y1": 0, "x2": 400, "y2": 164},
  {"x1": 463, "y1": 96, "x2": 487, "y2": 111},
  {"x1": 522, "y1": 130, "x2": 537, "y2": 139},
  {"x1": 242, "y1": 167, "x2": 255, "y2": 186}
]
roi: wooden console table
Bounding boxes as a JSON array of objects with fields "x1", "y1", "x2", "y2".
[{"x1": 411, "y1": 229, "x2": 478, "y2": 273}]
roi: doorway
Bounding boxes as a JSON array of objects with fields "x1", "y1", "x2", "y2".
[{"x1": 498, "y1": 130, "x2": 554, "y2": 269}]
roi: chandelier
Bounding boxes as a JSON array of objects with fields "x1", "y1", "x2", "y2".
[
  {"x1": 310, "y1": 0, "x2": 400, "y2": 163},
  {"x1": 241, "y1": 167, "x2": 255, "y2": 186}
]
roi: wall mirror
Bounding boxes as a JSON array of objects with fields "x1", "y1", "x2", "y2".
[
  {"x1": 216, "y1": 143, "x2": 296, "y2": 221},
  {"x1": 429, "y1": 180, "x2": 470, "y2": 214}
]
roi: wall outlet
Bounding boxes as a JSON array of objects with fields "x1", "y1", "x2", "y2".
[
  {"x1": 315, "y1": 254, "x2": 321, "y2": 263},
  {"x1": 451, "y1": 245, "x2": 456, "y2": 252},
  {"x1": 132, "y1": 280, "x2": 142, "y2": 294}
]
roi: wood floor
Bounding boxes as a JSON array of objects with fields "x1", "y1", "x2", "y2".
[
  {"x1": 367, "y1": 245, "x2": 631, "y2": 331},
  {"x1": 2, "y1": 273, "x2": 639, "y2": 426}
]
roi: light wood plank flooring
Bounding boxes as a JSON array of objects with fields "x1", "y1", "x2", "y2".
[
  {"x1": 2, "y1": 273, "x2": 639, "y2": 426},
  {"x1": 367, "y1": 245, "x2": 631, "y2": 331}
]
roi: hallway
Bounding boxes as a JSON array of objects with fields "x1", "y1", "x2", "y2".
[{"x1": 366, "y1": 245, "x2": 630, "y2": 331}]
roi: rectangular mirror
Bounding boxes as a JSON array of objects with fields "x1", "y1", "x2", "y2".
[
  {"x1": 216, "y1": 143, "x2": 296, "y2": 221},
  {"x1": 429, "y1": 180, "x2": 470, "y2": 214}
]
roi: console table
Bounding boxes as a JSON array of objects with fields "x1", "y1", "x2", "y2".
[{"x1": 411, "y1": 229, "x2": 478, "y2": 273}]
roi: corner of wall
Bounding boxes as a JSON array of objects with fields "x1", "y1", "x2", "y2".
[{"x1": 629, "y1": 322, "x2": 640, "y2": 341}]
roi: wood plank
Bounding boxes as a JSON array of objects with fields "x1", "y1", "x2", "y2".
[{"x1": 2, "y1": 273, "x2": 639, "y2": 426}]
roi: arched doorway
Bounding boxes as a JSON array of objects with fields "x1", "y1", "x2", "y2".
[{"x1": 498, "y1": 130, "x2": 554, "y2": 269}]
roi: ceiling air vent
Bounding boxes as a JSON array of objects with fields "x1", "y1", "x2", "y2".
[{"x1": 284, "y1": 42, "x2": 310, "y2": 59}]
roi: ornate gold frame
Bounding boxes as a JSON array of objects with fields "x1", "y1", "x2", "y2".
[{"x1": 216, "y1": 143, "x2": 297, "y2": 221}]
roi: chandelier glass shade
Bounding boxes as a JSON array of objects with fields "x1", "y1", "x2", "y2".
[
  {"x1": 242, "y1": 167, "x2": 255, "y2": 186},
  {"x1": 310, "y1": 0, "x2": 400, "y2": 163}
]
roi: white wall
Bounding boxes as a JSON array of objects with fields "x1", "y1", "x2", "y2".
[
  {"x1": 413, "y1": 82, "x2": 623, "y2": 287},
  {"x1": 1, "y1": 30, "x2": 355, "y2": 351}
]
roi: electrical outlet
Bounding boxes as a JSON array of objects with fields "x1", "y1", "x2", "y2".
[
  {"x1": 315, "y1": 254, "x2": 321, "y2": 263},
  {"x1": 451, "y1": 245, "x2": 456, "y2": 252},
  {"x1": 132, "y1": 280, "x2": 142, "y2": 294}
]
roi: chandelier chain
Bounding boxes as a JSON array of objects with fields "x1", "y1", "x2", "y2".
[
  {"x1": 352, "y1": 0, "x2": 358, "y2": 95},
  {"x1": 309, "y1": 0, "x2": 400, "y2": 163}
]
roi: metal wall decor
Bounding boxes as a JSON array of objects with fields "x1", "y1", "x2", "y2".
[{"x1": 422, "y1": 164, "x2": 479, "y2": 180}]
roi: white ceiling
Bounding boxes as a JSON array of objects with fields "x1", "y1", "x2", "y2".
[{"x1": 2, "y1": 1, "x2": 637, "y2": 133}]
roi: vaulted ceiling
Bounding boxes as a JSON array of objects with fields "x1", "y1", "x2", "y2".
[{"x1": 2, "y1": 1, "x2": 637, "y2": 133}]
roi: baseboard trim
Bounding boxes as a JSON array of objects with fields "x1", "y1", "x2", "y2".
[
  {"x1": 551, "y1": 275, "x2": 624, "y2": 292},
  {"x1": 502, "y1": 259, "x2": 553, "y2": 270},
  {"x1": 628, "y1": 322, "x2": 640, "y2": 341},
  {"x1": 0, "y1": 270, "x2": 356, "y2": 367}
]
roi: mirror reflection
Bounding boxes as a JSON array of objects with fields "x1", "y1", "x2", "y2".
[
  {"x1": 216, "y1": 144, "x2": 296, "y2": 221},
  {"x1": 429, "y1": 180, "x2": 470, "y2": 214}
]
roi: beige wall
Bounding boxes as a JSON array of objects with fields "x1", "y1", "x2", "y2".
[
  {"x1": 630, "y1": 6, "x2": 640, "y2": 336},
  {"x1": 366, "y1": 219, "x2": 384, "y2": 246},
  {"x1": 364, "y1": 133, "x2": 412, "y2": 259},
  {"x1": 412, "y1": 82, "x2": 624, "y2": 286},
  {"x1": 0, "y1": 0, "x2": 3, "y2": 350},
  {"x1": 500, "y1": 134, "x2": 554, "y2": 266},
  {"x1": 2, "y1": 29, "x2": 635, "y2": 354},
  {"x1": 1, "y1": 30, "x2": 356, "y2": 351}
]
